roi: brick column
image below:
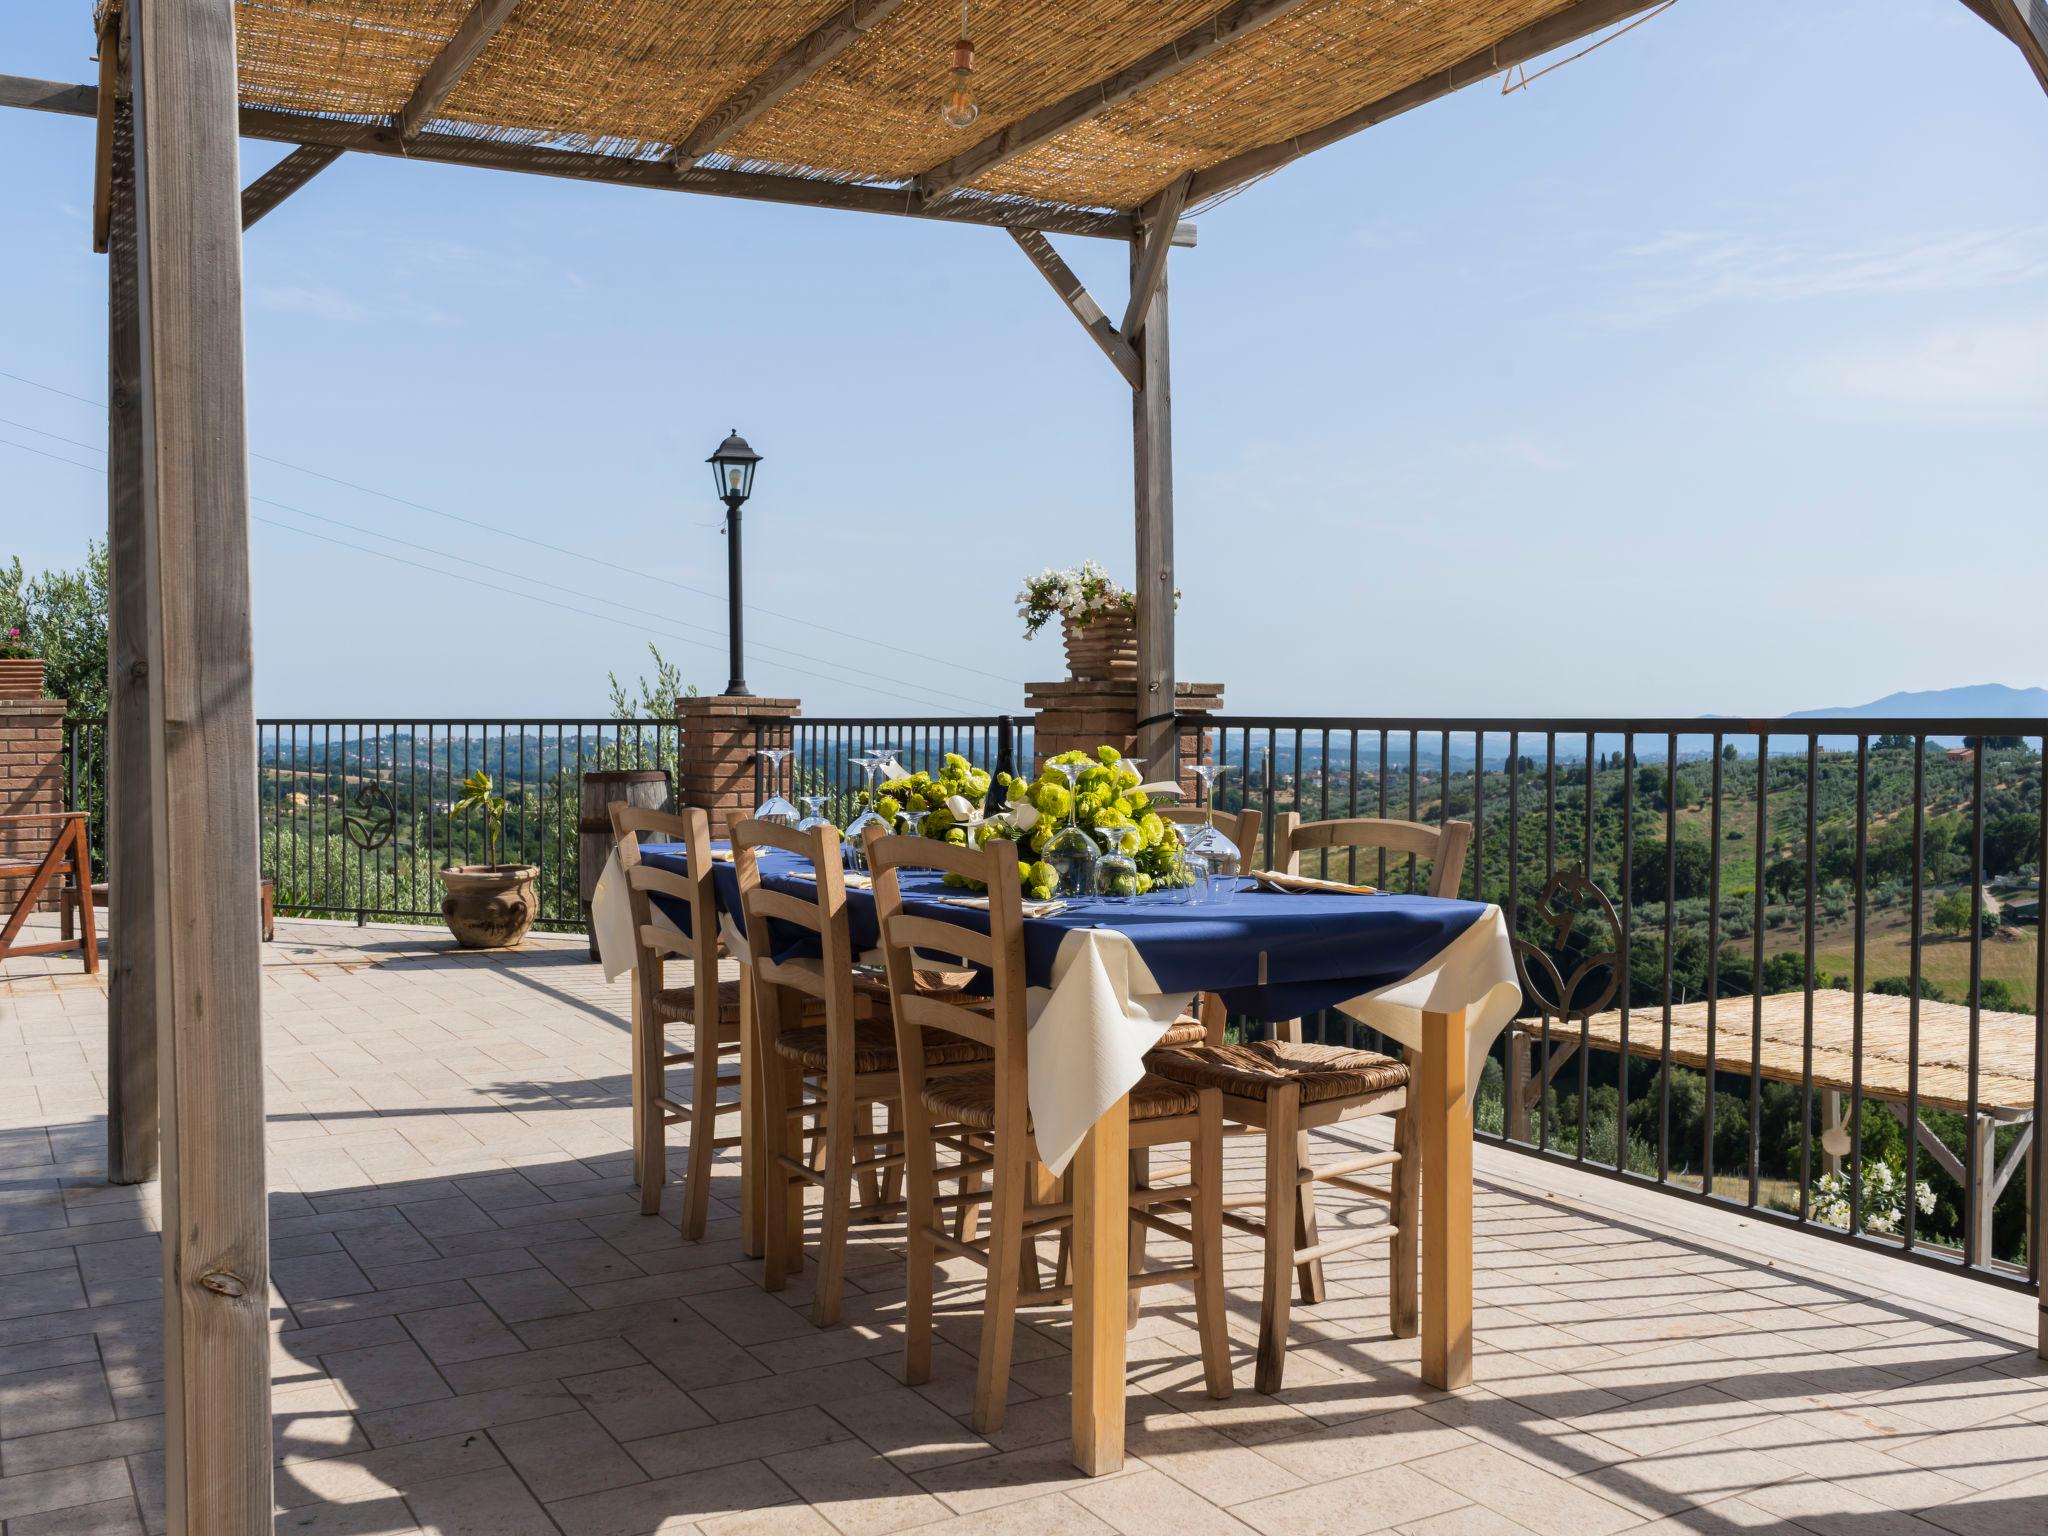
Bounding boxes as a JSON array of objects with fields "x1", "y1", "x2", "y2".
[
  {"x1": 678, "y1": 694, "x2": 799, "y2": 841},
  {"x1": 1, "y1": 697, "x2": 70, "y2": 914},
  {"x1": 1023, "y1": 678, "x2": 1222, "y2": 795}
]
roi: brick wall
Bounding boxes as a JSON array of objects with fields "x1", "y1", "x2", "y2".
[
  {"x1": 1, "y1": 698, "x2": 70, "y2": 914},
  {"x1": 678, "y1": 694, "x2": 798, "y2": 841}
]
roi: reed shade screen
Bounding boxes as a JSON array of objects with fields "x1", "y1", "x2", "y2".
[
  {"x1": 222, "y1": 0, "x2": 1598, "y2": 213},
  {"x1": 1570, "y1": 993, "x2": 2039, "y2": 1116}
]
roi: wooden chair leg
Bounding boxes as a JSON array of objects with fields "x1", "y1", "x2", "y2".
[
  {"x1": 1022, "y1": 1161, "x2": 1059, "y2": 1295},
  {"x1": 1390, "y1": 1100, "x2": 1419, "y2": 1339},
  {"x1": 971, "y1": 1129, "x2": 1027, "y2": 1435},
  {"x1": 633, "y1": 989, "x2": 664, "y2": 1217},
  {"x1": 903, "y1": 1107, "x2": 939, "y2": 1386},
  {"x1": 1294, "y1": 1127, "x2": 1327, "y2": 1304},
  {"x1": 956, "y1": 1164, "x2": 986, "y2": 1247},
  {"x1": 813, "y1": 1061, "x2": 857, "y2": 1328},
  {"x1": 779, "y1": 1056, "x2": 808, "y2": 1278},
  {"x1": 1192, "y1": 1092, "x2": 1232, "y2": 1399},
  {"x1": 881, "y1": 1099, "x2": 904, "y2": 1210},
  {"x1": 71, "y1": 830, "x2": 97, "y2": 975},
  {"x1": 1126, "y1": 1146, "x2": 1150, "y2": 1328},
  {"x1": 680, "y1": 1019, "x2": 719, "y2": 1240},
  {"x1": 1256, "y1": 1085, "x2": 1301, "y2": 1395},
  {"x1": 856, "y1": 1098, "x2": 884, "y2": 1215}
]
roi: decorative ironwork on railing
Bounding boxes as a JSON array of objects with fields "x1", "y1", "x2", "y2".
[{"x1": 1198, "y1": 715, "x2": 2047, "y2": 1295}]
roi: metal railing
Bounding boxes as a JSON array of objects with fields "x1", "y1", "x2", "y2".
[
  {"x1": 66, "y1": 717, "x2": 679, "y2": 930},
  {"x1": 758, "y1": 714, "x2": 1028, "y2": 816},
  {"x1": 1200, "y1": 715, "x2": 2047, "y2": 1291}
]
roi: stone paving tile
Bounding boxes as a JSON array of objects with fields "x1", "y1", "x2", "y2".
[{"x1": 7, "y1": 921, "x2": 2048, "y2": 1536}]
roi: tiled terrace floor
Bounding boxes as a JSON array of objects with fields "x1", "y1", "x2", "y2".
[{"x1": 2, "y1": 917, "x2": 2046, "y2": 1535}]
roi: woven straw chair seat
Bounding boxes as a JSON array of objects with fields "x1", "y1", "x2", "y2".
[
  {"x1": 923, "y1": 1069, "x2": 1199, "y2": 1133},
  {"x1": 774, "y1": 1020, "x2": 991, "y2": 1076},
  {"x1": 1148, "y1": 1040, "x2": 1408, "y2": 1105},
  {"x1": 1154, "y1": 1013, "x2": 1208, "y2": 1048},
  {"x1": 651, "y1": 977, "x2": 746, "y2": 1025}
]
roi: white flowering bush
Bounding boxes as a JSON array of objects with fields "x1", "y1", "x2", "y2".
[
  {"x1": 1809, "y1": 1160, "x2": 1935, "y2": 1236},
  {"x1": 1015, "y1": 562, "x2": 1133, "y2": 640}
]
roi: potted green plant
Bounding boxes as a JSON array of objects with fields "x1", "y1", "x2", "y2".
[
  {"x1": 436, "y1": 769, "x2": 539, "y2": 948},
  {"x1": 0, "y1": 625, "x2": 45, "y2": 700}
]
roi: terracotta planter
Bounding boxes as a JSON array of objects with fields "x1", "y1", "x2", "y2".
[
  {"x1": 1061, "y1": 610, "x2": 1138, "y2": 681},
  {"x1": 436, "y1": 864, "x2": 540, "y2": 949},
  {"x1": 0, "y1": 658, "x2": 47, "y2": 700}
]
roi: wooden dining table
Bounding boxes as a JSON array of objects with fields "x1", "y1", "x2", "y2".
[{"x1": 623, "y1": 851, "x2": 1525, "y2": 1476}]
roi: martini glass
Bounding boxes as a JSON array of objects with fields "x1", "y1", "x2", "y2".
[
  {"x1": 754, "y1": 744, "x2": 798, "y2": 825},
  {"x1": 1095, "y1": 827, "x2": 1139, "y2": 901},
  {"x1": 795, "y1": 795, "x2": 831, "y2": 834},
  {"x1": 1184, "y1": 761, "x2": 1242, "y2": 904},
  {"x1": 1041, "y1": 758, "x2": 1100, "y2": 898},
  {"x1": 840, "y1": 750, "x2": 889, "y2": 869}
]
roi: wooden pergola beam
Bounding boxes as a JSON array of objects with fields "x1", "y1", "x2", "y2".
[
  {"x1": 240, "y1": 144, "x2": 343, "y2": 229},
  {"x1": 2, "y1": 74, "x2": 1149, "y2": 241},
  {"x1": 918, "y1": 0, "x2": 1315, "y2": 201},
  {"x1": 1008, "y1": 229, "x2": 1140, "y2": 387},
  {"x1": 1120, "y1": 174, "x2": 1189, "y2": 342},
  {"x1": 1984, "y1": 0, "x2": 2048, "y2": 94},
  {"x1": 400, "y1": 0, "x2": 521, "y2": 140},
  {"x1": 1184, "y1": 0, "x2": 1667, "y2": 204},
  {"x1": 673, "y1": 0, "x2": 907, "y2": 167}
]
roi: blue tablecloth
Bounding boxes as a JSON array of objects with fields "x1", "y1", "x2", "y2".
[{"x1": 634, "y1": 841, "x2": 1492, "y2": 1026}]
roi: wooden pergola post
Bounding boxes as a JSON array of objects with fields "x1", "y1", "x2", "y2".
[
  {"x1": 1127, "y1": 185, "x2": 1185, "y2": 775},
  {"x1": 104, "y1": 40, "x2": 159, "y2": 1188},
  {"x1": 130, "y1": 0, "x2": 273, "y2": 1527}
]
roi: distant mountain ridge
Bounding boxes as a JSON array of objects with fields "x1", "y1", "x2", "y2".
[{"x1": 1785, "y1": 684, "x2": 2048, "y2": 721}]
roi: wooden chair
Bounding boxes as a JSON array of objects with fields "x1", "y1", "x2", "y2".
[
  {"x1": 738, "y1": 818, "x2": 990, "y2": 1328},
  {"x1": 1145, "y1": 813, "x2": 1473, "y2": 1394},
  {"x1": 0, "y1": 812, "x2": 97, "y2": 974},
  {"x1": 870, "y1": 831, "x2": 1233, "y2": 1432},
  {"x1": 611, "y1": 804, "x2": 742, "y2": 1238}
]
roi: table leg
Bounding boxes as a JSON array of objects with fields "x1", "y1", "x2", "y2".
[
  {"x1": 738, "y1": 964, "x2": 762, "y2": 1260},
  {"x1": 1419, "y1": 1008, "x2": 1472, "y2": 1391},
  {"x1": 1071, "y1": 1094, "x2": 1130, "y2": 1476}
]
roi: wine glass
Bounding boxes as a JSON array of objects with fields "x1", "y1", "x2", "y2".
[
  {"x1": 1183, "y1": 761, "x2": 1242, "y2": 905},
  {"x1": 1169, "y1": 848, "x2": 1209, "y2": 905},
  {"x1": 1095, "y1": 827, "x2": 1139, "y2": 901},
  {"x1": 754, "y1": 744, "x2": 798, "y2": 826},
  {"x1": 1041, "y1": 758, "x2": 1100, "y2": 898},
  {"x1": 795, "y1": 795, "x2": 831, "y2": 834},
  {"x1": 897, "y1": 807, "x2": 930, "y2": 840}
]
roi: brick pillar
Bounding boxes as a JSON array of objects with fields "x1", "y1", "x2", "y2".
[
  {"x1": 1, "y1": 697, "x2": 70, "y2": 914},
  {"x1": 678, "y1": 694, "x2": 799, "y2": 841},
  {"x1": 1022, "y1": 678, "x2": 1222, "y2": 795}
]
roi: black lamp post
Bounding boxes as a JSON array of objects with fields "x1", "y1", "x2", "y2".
[{"x1": 707, "y1": 429, "x2": 761, "y2": 697}]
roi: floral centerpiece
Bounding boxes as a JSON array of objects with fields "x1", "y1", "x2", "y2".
[
  {"x1": 1015, "y1": 561, "x2": 1134, "y2": 640},
  {"x1": 861, "y1": 745, "x2": 1190, "y2": 900}
]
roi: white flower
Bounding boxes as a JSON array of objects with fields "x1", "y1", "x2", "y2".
[{"x1": 944, "y1": 794, "x2": 973, "y2": 820}]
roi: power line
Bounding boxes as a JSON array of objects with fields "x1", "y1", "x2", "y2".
[
  {"x1": 0, "y1": 414, "x2": 1000, "y2": 711},
  {"x1": 0, "y1": 432, "x2": 999, "y2": 714},
  {"x1": 0, "y1": 366, "x2": 1025, "y2": 689}
]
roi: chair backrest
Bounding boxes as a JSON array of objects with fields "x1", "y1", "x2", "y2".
[
  {"x1": 1272, "y1": 813, "x2": 1474, "y2": 900},
  {"x1": 731, "y1": 817, "x2": 859, "y2": 1033},
  {"x1": 1156, "y1": 804, "x2": 1262, "y2": 871},
  {"x1": 869, "y1": 833, "x2": 1026, "y2": 1130},
  {"x1": 613, "y1": 803, "x2": 718, "y2": 1013}
]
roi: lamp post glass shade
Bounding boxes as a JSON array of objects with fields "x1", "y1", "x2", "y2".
[{"x1": 709, "y1": 429, "x2": 760, "y2": 505}]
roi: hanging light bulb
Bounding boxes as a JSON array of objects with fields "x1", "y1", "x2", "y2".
[{"x1": 942, "y1": 1, "x2": 979, "y2": 129}]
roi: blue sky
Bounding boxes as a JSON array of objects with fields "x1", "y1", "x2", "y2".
[{"x1": 3, "y1": 2, "x2": 2046, "y2": 720}]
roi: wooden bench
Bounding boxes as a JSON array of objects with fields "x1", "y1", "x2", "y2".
[
  {"x1": 0, "y1": 811, "x2": 97, "y2": 973},
  {"x1": 61, "y1": 876, "x2": 276, "y2": 944}
]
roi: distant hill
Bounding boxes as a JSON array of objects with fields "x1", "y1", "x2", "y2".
[{"x1": 1786, "y1": 684, "x2": 2048, "y2": 721}]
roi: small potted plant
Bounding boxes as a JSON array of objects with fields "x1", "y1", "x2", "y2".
[
  {"x1": 0, "y1": 625, "x2": 45, "y2": 700},
  {"x1": 436, "y1": 769, "x2": 540, "y2": 948},
  {"x1": 1016, "y1": 562, "x2": 1139, "y2": 680}
]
